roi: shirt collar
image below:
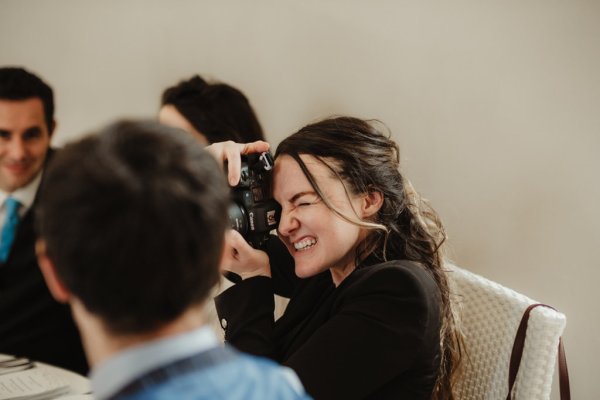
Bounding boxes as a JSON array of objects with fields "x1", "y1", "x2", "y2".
[
  {"x1": 90, "y1": 325, "x2": 219, "y2": 400},
  {"x1": 0, "y1": 169, "x2": 44, "y2": 216}
]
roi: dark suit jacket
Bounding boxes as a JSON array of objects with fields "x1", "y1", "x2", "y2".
[
  {"x1": 215, "y1": 238, "x2": 441, "y2": 400},
  {"x1": 0, "y1": 150, "x2": 88, "y2": 374}
]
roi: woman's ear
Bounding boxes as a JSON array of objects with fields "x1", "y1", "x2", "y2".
[
  {"x1": 36, "y1": 240, "x2": 71, "y2": 303},
  {"x1": 361, "y1": 189, "x2": 384, "y2": 218}
]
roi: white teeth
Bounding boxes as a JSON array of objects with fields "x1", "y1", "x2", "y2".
[{"x1": 293, "y1": 238, "x2": 317, "y2": 251}]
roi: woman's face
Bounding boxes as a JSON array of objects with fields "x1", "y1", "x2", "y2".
[
  {"x1": 273, "y1": 154, "x2": 369, "y2": 285},
  {"x1": 158, "y1": 105, "x2": 209, "y2": 145}
]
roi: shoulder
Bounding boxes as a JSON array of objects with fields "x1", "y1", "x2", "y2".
[
  {"x1": 234, "y1": 352, "x2": 308, "y2": 397},
  {"x1": 334, "y1": 260, "x2": 442, "y2": 332},
  {"x1": 199, "y1": 347, "x2": 309, "y2": 399},
  {"x1": 342, "y1": 260, "x2": 439, "y2": 299},
  {"x1": 330, "y1": 260, "x2": 442, "y2": 360},
  {"x1": 121, "y1": 348, "x2": 309, "y2": 400}
]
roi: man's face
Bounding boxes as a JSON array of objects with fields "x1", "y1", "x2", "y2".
[{"x1": 0, "y1": 98, "x2": 53, "y2": 192}]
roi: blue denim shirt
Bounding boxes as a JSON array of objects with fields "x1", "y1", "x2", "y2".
[{"x1": 90, "y1": 325, "x2": 310, "y2": 400}]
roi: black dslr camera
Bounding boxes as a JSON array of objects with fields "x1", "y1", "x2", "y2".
[{"x1": 228, "y1": 152, "x2": 280, "y2": 249}]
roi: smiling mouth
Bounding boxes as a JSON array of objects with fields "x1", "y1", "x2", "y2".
[
  {"x1": 293, "y1": 238, "x2": 317, "y2": 251},
  {"x1": 3, "y1": 164, "x2": 29, "y2": 174}
]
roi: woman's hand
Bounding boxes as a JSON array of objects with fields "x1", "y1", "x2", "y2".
[
  {"x1": 206, "y1": 140, "x2": 270, "y2": 185},
  {"x1": 222, "y1": 229, "x2": 271, "y2": 280}
]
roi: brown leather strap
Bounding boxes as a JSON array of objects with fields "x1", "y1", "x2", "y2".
[
  {"x1": 506, "y1": 303, "x2": 570, "y2": 400},
  {"x1": 557, "y1": 336, "x2": 571, "y2": 400}
]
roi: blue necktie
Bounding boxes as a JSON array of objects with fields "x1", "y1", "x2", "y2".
[{"x1": 0, "y1": 197, "x2": 21, "y2": 263}]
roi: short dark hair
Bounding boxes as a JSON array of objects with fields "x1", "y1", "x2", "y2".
[
  {"x1": 36, "y1": 120, "x2": 229, "y2": 334},
  {"x1": 0, "y1": 67, "x2": 54, "y2": 131},
  {"x1": 161, "y1": 75, "x2": 264, "y2": 143}
]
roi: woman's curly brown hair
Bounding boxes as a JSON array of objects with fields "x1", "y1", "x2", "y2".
[{"x1": 276, "y1": 116, "x2": 464, "y2": 400}]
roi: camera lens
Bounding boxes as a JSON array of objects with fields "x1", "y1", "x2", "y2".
[{"x1": 228, "y1": 202, "x2": 248, "y2": 235}]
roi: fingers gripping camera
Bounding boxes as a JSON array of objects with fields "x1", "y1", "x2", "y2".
[{"x1": 228, "y1": 152, "x2": 280, "y2": 249}]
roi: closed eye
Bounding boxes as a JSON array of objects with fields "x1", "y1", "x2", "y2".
[
  {"x1": 295, "y1": 196, "x2": 320, "y2": 207},
  {"x1": 288, "y1": 191, "x2": 319, "y2": 208}
]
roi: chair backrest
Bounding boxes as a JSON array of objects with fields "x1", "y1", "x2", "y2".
[{"x1": 448, "y1": 265, "x2": 566, "y2": 400}]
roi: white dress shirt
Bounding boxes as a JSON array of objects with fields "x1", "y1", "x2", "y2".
[{"x1": 0, "y1": 170, "x2": 43, "y2": 225}]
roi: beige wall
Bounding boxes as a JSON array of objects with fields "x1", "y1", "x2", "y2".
[{"x1": 2, "y1": 0, "x2": 598, "y2": 397}]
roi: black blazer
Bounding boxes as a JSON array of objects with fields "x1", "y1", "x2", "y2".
[
  {"x1": 0, "y1": 150, "x2": 87, "y2": 374},
  {"x1": 215, "y1": 239, "x2": 441, "y2": 400}
]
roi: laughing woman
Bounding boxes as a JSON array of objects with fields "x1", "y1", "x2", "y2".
[{"x1": 214, "y1": 117, "x2": 463, "y2": 400}]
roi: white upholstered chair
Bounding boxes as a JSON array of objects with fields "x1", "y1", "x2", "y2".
[{"x1": 448, "y1": 265, "x2": 568, "y2": 400}]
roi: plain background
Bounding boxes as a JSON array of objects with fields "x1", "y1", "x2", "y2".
[{"x1": 1, "y1": 1, "x2": 598, "y2": 398}]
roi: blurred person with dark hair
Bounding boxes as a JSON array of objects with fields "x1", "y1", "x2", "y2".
[
  {"x1": 159, "y1": 75, "x2": 264, "y2": 145},
  {"x1": 160, "y1": 75, "x2": 281, "y2": 340},
  {"x1": 35, "y1": 120, "x2": 310, "y2": 400},
  {"x1": 0, "y1": 66, "x2": 87, "y2": 373}
]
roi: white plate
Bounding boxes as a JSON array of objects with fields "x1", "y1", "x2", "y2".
[
  {"x1": 34, "y1": 362, "x2": 91, "y2": 396},
  {"x1": 0, "y1": 354, "x2": 92, "y2": 399}
]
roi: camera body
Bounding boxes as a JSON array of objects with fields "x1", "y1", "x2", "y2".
[{"x1": 228, "y1": 152, "x2": 280, "y2": 249}]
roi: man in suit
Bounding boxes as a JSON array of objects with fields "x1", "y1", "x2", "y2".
[
  {"x1": 35, "y1": 120, "x2": 309, "y2": 400},
  {"x1": 0, "y1": 66, "x2": 87, "y2": 373}
]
